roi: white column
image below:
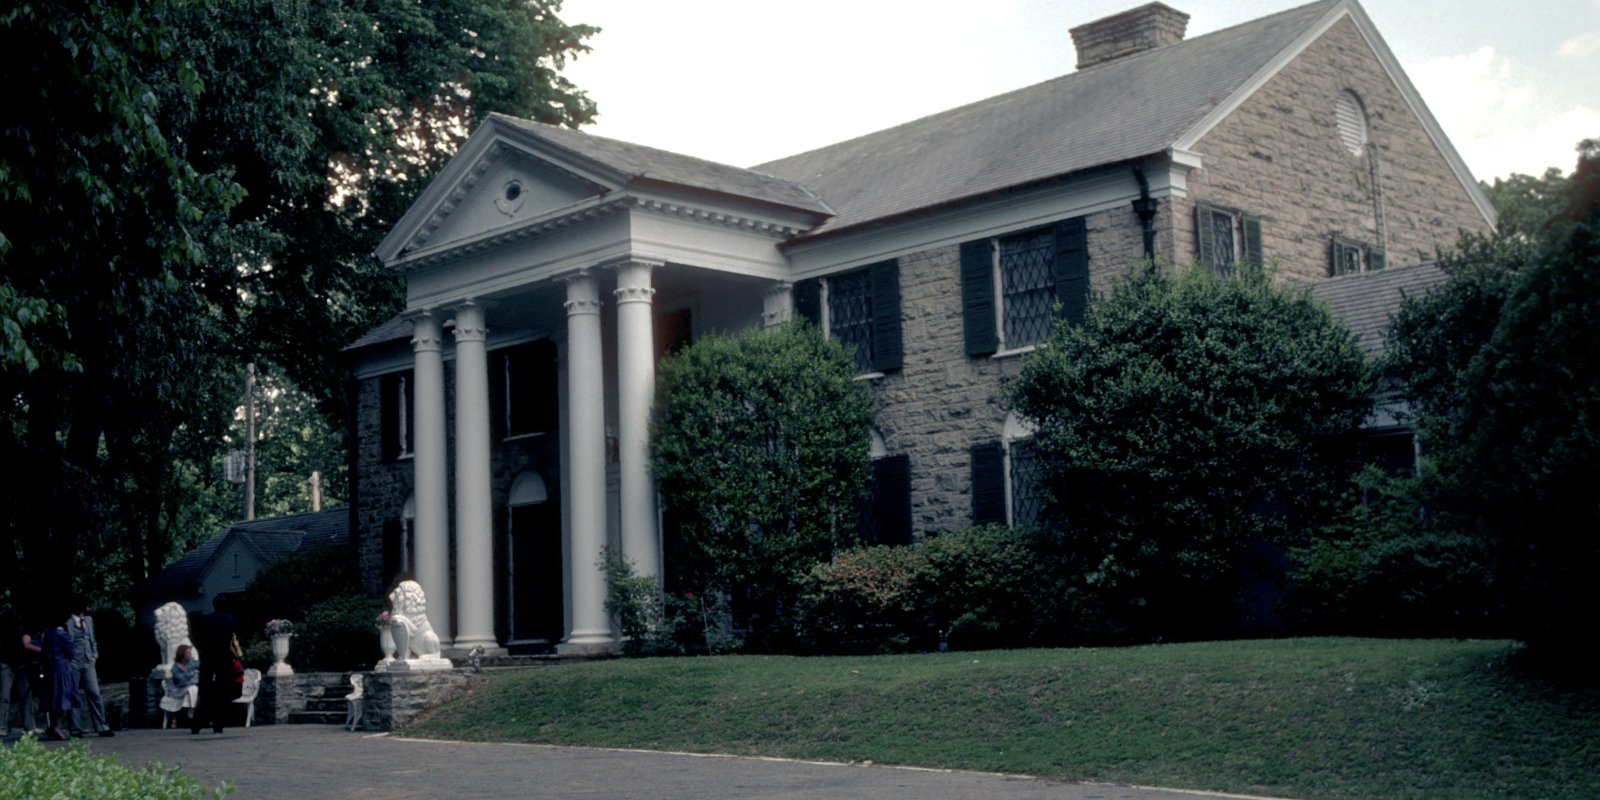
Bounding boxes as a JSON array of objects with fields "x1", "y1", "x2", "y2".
[
  {"x1": 762, "y1": 281, "x2": 794, "y2": 329},
  {"x1": 560, "y1": 270, "x2": 614, "y2": 652},
  {"x1": 410, "y1": 311, "x2": 452, "y2": 646},
  {"x1": 450, "y1": 299, "x2": 502, "y2": 655},
  {"x1": 614, "y1": 261, "x2": 662, "y2": 582}
]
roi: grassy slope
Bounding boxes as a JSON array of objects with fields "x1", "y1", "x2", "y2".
[{"x1": 406, "y1": 638, "x2": 1599, "y2": 800}]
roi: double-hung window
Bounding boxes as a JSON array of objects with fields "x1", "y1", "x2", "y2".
[
  {"x1": 961, "y1": 216, "x2": 1089, "y2": 357},
  {"x1": 379, "y1": 370, "x2": 414, "y2": 462},
  {"x1": 1195, "y1": 201, "x2": 1262, "y2": 277},
  {"x1": 489, "y1": 339, "x2": 559, "y2": 440},
  {"x1": 795, "y1": 259, "x2": 902, "y2": 374},
  {"x1": 1330, "y1": 237, "x2": 1386, "y2": 277}
]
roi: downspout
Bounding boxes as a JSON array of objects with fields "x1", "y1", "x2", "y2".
[{"x1": 1131, "y1": 164, "x2": 1159, "y2": 269}]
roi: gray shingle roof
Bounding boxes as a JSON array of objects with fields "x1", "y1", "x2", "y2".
[
  {"x1": 491, "y1": 114, "x2": 832, "y2": 216},
  {"x1": 344, "y1": 313, "x2": 413, "y2": 352},
  {"x1": 754, "y1": 0, "x2": 1339, "y2": 238},
  {"x1": 139, "y1": 510, "x2": 350, "y2": 598},
  {"x1": 1312, "y1": 263, "x2": 1448, "y2": 354}
]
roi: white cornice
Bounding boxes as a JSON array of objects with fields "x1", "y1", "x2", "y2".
[{"x1": 784, "y1": 163, "x2": 1166, "y2": 277}]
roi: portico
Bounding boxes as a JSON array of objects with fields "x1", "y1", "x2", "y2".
[{"x1": 369, "y1": 115, "x2": 829, "y2": 655}]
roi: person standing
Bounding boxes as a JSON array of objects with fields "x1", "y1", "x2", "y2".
[
  {"x1": 1, "y1": 609, "x2": 22, "y2": 737},
  {"x1": 42, "y1": 610, "x2": 80, "y2": 741},
  {"x1": 68, "y1": 598, "x2": 113, "y2": 737},
  {"x1": 190, "y1": 594, "x2": 239, "y2": 735}
]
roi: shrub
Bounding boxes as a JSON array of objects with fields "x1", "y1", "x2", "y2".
[
  {"x1": 1288, "y1": 469, "x2": 1501, "y2": 638},
  {"x1": 602, "y1": 549, "x2": 683, "y2": 656},
  {"x1": 802, "y1": 544, "x2": 930, "y2": 652},
  {"x1": 1007, "y1": 262, "x2": 1374, "y2": 642},
  {"x1": 921, "y1": 526, "x2": 1065, "y2": 649},
  {"x1": 296, "y1": 593, "x2": 384, "y2": 672},
  {"x1": 0, "y1": 736, "x2": 230, "y2": 799},
  {"x1": 652, "y1": 321, "x2": 874, "y2": 649},
  {"x1": 802, "y1": 525, "x2": 1067, "y2": 652}
]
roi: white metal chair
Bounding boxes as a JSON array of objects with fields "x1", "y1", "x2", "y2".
[
  {"x1": 343, "y1": 674, "x2": 364, "y2": 731},
  {"x1": 233, "y1": 668, "x2": 262, "y2": 727}
]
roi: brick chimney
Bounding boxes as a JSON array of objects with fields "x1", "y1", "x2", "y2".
[{"x1": 1070, "y1": 2, "x2": 1190, "y2": 70}]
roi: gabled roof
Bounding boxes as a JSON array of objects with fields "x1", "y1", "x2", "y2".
[
  {"x1": 1312, "y1": 263, "x2": 1448, "y2": 353},
  {"x1": 755, "y1": 0, "x2": 1492, "y2": 238},
  {"x1": 138, "y1": 510, "x2": 350, "y2": 599},
  {"x1": 753, "y1": 0, "x2": 1346, "y2": 238},
  {"x1": 490, "y1": 115, "x2": 831, "y2": 216}
]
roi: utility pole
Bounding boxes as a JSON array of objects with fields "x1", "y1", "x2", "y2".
[
  {"x1": 307, "y1": 470, "x2": 322, "y2": 512},
  {"x1": 245, "y1": 362, "x2": 257, "y2": 521}
]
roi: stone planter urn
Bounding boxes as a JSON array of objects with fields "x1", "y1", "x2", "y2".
[
  {"x1": 268, "y1": 634, "x2": 295, "y2": 677},
  {"x1": 376, "y1": 626, "x2": 397, "y2": 671}
]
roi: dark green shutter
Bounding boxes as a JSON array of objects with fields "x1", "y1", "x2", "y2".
[
  {"x1": 1242, "y1": 213, "x2": 1263, "y2": 268},
  {"x1": 533, "y1": 338, "x2": 559, "y2": 434},
  {"x1": 1368, "y1": 247, "x2": 1386, "y2": 271},
  {"x1": 869, "y1": 259, "x2": 903, "y2": 372},
  {"x1": 1195, "y1": 201, "x2": 1216, "y2": 269},
  {"x1": 488, "y1": 349, "x2": 507, "y2": 440},
  {"x1": 794, "y1": 278, "x2": 821, "y2": 325},
  {"x1": 1053, "y1": 217, "x2": 1090, "y2": 326},
  {"x1": 876, "y1": 454, "x2": 913, "y2": 545},
  {"x1": 961, "y1": 239, "x2": 998, "y2": 356},
  {"x1": 970, "y1": 442, "x2": 1006, "y2": 525},
  {"x1": 380, "y1": 374, "x2": 399, "y2": 462}
]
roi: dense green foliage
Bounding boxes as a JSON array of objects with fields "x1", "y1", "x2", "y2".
[
  {"x1": 1287, "y1": 468, "x2": 1500, "y2": 637},
  {"x1": 1006, "y1": 264, "x2": 1374, "y2": 642},
  {"x1": 230, "y1": 548, "x2": 379, "y2": 671},
  {"x1": 1482, "y1": 166, "x2": 1572, "y2": 241},
  {"x1": 0, "y1": 736, "x2": 230, "y2": 800},
  {"x1": 652, "y1": 322, "x2": 874, "y2": 648},
  {"x1": 0, "y1": 0, "x2": 598, "y2": 614},
  {"x1": 1389, "y1": 139, "x2": 1600, "y2": 657},
  {"x1": 408, "y1": 639, "x2": 1600, "y2": 800},
  {"x1": 802, "y1": 526, "x2": 1064, "y2": 652}
]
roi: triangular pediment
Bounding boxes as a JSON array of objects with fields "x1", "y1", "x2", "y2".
[
  {"x1": 421, "y1": 150, "x2": 606, "y2": 248},
  {"x1": 376, "y1": 118, "x2": 622, "y2": 264}
]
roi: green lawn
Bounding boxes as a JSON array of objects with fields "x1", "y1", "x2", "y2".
[{"x1": 406, "y1": 638, "x2": 1598, "y2": 800}]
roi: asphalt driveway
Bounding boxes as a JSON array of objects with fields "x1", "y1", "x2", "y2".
[{"x1": 15, "y1": 725, "x2": 1298, "y2": 800}]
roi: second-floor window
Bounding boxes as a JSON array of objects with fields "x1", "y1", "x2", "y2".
[
  {"x1": 795, "y1": 259, "x2": 902, "y2": 375},
  {"x1": 1195, "y1": 201, "x2": 1262, "y2": 277},
  {"x1": 961, "y1": 216, "x2": 1089, "y2": 357}
]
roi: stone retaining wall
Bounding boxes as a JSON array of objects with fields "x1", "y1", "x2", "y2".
[{"x1": 358, "y1": 670, "x2": 480, "y2": 731}]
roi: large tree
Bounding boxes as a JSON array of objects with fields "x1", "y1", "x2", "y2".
[
  {"x1": 652, "y1": 322, "x2": 875, "y2": 649},
  {"x1": 1391, "y1": 138, "x2": 1600, "y2": 658},
  {"x1": 1, "y1": 0, "x2": 597, "y2": 613},
  {"x1": 1007, "y1": 264, "x2": 1374, "y2": 642}
]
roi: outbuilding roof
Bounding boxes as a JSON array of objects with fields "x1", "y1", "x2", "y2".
[
  {"x1": 1312, "y1": 262, "x2": 1449, "y2": 354},
  {"x1": 138, "y1": 510, "x2": 350, "y2": 599}
]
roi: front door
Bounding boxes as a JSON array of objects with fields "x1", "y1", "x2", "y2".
[{"x1": 509, "y1": 499, "x2": 563, "y2": 643}]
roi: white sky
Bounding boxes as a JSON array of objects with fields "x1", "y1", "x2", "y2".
[{"x1": 555, "y1": 0, "x2": 1600, "y2": 183}]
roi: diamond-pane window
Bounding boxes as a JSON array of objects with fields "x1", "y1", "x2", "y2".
[
  {"x1": 1009, "y1": 439, "x2": 1043, "y2": 527},
  {"x1": 828, "y1": 269, "x2": 875, "y2": 373},
  {"x1": 1210, "y1": 210, "x2": 1237, "y2": 276},
  {"x1": 1000, "y1": 229, "x2": 1055, "y2": 348}
]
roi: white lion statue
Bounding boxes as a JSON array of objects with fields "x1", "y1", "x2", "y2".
[
  {"x1": 388, "y1": 580, "x2": 444, "y2": 664},
  {"x1": 151, "y1": 602, "x2": 195, "y2": 678}
]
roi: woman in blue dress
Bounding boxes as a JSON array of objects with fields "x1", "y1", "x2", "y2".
[{"x1": 42, "y1": 610, "x2": 80, "y2": 740}]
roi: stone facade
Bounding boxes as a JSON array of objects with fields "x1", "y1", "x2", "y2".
[
  {"x1": 359, "y1": 670, "x2": 479, "y2": 731},
  {"x1": 1174, "y1": 16, "x2": 1491, "y2": 282},
  {"x1": 873, "y1": 206, "x2": 1146, "y2": 534}
]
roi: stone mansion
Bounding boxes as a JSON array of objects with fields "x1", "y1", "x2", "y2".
[{"x1": 343, "y1": 0, "x2": 1494, "y2": 656}]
